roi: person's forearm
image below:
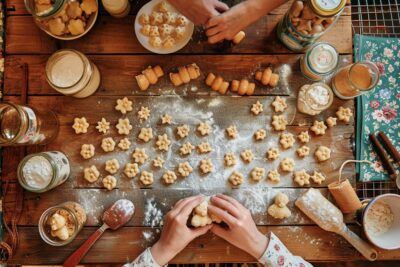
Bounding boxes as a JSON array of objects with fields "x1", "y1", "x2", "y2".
[{"x1": 238, "y1": 0, "x2": 288, "y2": 28}]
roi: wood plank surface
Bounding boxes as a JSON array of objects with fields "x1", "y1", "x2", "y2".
[
  {"x1": 8, "y1": 225, "x2": 399, "y2": 264},
  {"x1": 5, "y1": 15, "x2": 353, "y2": 55},
  {"x1": 4, "y1": 54, "x2": 353, "y2": 96}
]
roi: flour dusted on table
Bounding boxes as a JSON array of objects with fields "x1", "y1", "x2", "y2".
[
  {"x1": 365, "y1": 201, "x2": 394, "y2": 236},
  {"x1": 144, "y1": 198, "x2": 163, "y2": 227}
]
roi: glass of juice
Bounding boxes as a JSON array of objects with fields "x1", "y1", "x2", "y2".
[{"x1": 331, "y1": 61, "x2": 380, "y2": 99}]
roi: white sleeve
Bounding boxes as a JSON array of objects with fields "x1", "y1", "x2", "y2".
[{"x1": 122, "y1": 248, "x2": 164, "y2": 267}]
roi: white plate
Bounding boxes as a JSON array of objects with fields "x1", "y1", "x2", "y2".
[{"x1": 134, "y1": 0, "x2": 194, "y2": 54}]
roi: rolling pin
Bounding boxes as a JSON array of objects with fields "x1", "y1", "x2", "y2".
[{"x1": 369, "y1": 134, "x2": 397, "y2": 179}]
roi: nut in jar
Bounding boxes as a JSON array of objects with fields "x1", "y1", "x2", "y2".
[{"x1": 39, "y1": 201, "x2": 87, "y2": 246}]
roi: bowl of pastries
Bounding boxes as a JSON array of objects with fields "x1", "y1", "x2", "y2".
[
  {"x1": 29, "y1": 0, "x2": 99, "y2": 40},
  {"x1": 134, "y1": 0, "x2": 194, "y2": 54}
]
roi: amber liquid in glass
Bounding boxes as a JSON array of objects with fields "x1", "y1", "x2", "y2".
[{"x1": 333, "y1": 64, "x2": 372, "y2": 97}]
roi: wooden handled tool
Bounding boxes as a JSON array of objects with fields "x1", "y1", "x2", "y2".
[
  {"x1": 378, "y1": 131, "x2": 400, "y2": 164},
  {"x1": 369, "y1": 134, "x2": 397, "y2": 179}
]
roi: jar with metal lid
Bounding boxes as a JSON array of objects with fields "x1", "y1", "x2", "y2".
[
  {"x1": 39, "y1": 201, "x2": 87, "y2": 246},
  {"x1": 24, "y1": 0, "x2": 99, "y2": 40},
  {"x1": 46, "y1": 49, "x2": 101, "y2": 98},
  {"x1": 102, "y1": 0, "x2": 130, "y2": 18},
  {"x1": 18, "y1": 151, "x2": 70, "y2": 193},
  {"x1": 0, "y1": 102, "x2": 59, "y2": 146},
  {"x1": 300, "y1": 42, "x2": 339, "y2": 81},
  {"x1": 297, "y1": 82, "x2": 334, "y2": 115},
  {"x1": 277, "y1": 0, "x2": 346, "y2": 51}
]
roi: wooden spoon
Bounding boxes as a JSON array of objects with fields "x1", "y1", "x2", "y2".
[
  {"x1": 295, "y1": 188, "x2": 377, "y2": 261},
  {"x1": 63, "y1": 199, "x2": 135, "y2": 267}
]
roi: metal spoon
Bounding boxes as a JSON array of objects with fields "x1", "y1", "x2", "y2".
[{"x1": 63, "y1": 199, "x2": 135, "y2": 267}]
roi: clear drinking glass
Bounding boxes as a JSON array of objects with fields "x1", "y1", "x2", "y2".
[{"x1": 331, "y1": 61, "x2": 380, "y2": 99}]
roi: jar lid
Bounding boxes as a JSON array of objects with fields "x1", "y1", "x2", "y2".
[
  {"x1": 33, "y1": 0, "x2": 65, "y2": 17},
  {"x1": 307, "y1": 43, "x2": 339, "y2": 74},
  {"x1": 309, "y1": 0, "x2": 346, "y2": 17}
]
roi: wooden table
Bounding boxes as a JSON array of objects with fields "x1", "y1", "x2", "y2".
[{"x1": 2, "y1": 0, "x2": 400, "y2": 264}]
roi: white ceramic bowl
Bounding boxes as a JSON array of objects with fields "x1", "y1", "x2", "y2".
[{"x1": 362, "y1": 194, "x2": 400, "y2": 250}]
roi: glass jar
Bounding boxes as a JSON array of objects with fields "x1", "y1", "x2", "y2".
[
  {"x1": 332, "y1": 61, "x2": 380, "y2": 99},
  {"x1": 300, "y1": 42, "x2": 339, "y2": 81},
  {"x1": 46, "y1": 49, "x2": 101, "y2": 98},
  {"x1": 277, "y1": 0, "x2": 346, "y2": 51},
  {"x1": 39, "y1": 201, "x2": 87, "y2": 246},
  {"x1": 297, "y1": 82, "x2": 334, "y2": 115},
  {"x1": 18, "y1": 151, "x2": 70, "y2": 193},
  {"x1": 24, "y1": 0, "x2": 99, "y2": 40},
  {"x1": 0, "y1": 102, "x2": 59, "y2": 146},
  {"x1": 102, "y1": 0, "x2": 130, "y2": 18}
]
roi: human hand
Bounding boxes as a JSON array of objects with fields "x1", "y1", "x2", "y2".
[
  {"x1": 150, "y1": 195, "x2": 212, "y2": 266},
  {"x1": 167, "y1": 0, "x2": 229, "y2": 25},
  {"x1": 208, "y1": 194, "x2": 269, "y2": 259}
]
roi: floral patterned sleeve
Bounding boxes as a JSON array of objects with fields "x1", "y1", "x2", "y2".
[
  {"x1": 122, "y1": 248, "x2": 163, "y2": 267},
  {"x1": 258, "y1": 232, "x2": 313, "y2": 267}
]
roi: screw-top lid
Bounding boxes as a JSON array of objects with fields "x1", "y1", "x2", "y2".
[
  {"x1": 309, "y1": 0, "x2": 346, "y2": 17},
  {"x1": 307, "y1": 42, "x2": 339, "y2": 74}
]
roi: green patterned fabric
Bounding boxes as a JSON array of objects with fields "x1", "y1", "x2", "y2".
[{"x1": 354, "y1": 34, "x2": 400, "y2": 181}]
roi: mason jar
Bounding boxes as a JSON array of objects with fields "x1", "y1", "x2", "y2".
[
  {"x1": 24, "y1": 0, "x2": 98, "y2": 40},
  {"x1": 46, "y1": 49, "x2": 101, "y2": 98},
  {"x1": 300, "y1": 42, "x2": 339, "y2": 81},
  {"x1": 297, "y1": 82, "x2": 334, "y2": 115},
  {"x1": 0, "y1": 102, "x2": 59, "y2": 146},
  {"x1": 277, "y1": 0, "x2": 346, "y2": 51},
  {"x1": 18, "y1": 151, "x2": 70, "y2": 193},
  {"x1": 102, "y1": 0, "x2": 130, "y2": 18},
  {"x1": 39, "y1": 201, "x2": 87, "y2": 246}
]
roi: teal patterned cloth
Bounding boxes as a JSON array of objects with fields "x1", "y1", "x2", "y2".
[{"x1": 354, "y1": 34, "x2": 400, "y2": 181}]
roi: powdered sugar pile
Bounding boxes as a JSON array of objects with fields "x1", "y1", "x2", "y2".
[{"x1": 143, "y1": 197, "x2": 164, "y2": 228}]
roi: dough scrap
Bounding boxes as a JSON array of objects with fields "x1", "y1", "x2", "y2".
[
  {"x1": 101, "y1": 137, "x2": 116, "y2": 152},
  {"x1": 96, "y1": 118, "x2": 110, "y2": 134},
  {"x1": 254, "y1": 129, "x2": 267, "y2": 141},
  {"x1": 179, "y1": 142, "x2": 195, "y2": 155},
  {"x1": 80, "y1": 144, "x2": 95, "y2": 159},
  {"x1": 297, "y1": 131, "x2": 310, "y2": 143},
  {"x1": 178, "y1": 162, "x2": 193, "y2": 177},
  {"x1": 266, "y1": 147, "x2": 280, "y2": 160},
  {"x1": 229, "y1": 171, "x2": 244, "y2": 186},
  {"x1": 336, "y1": 106, "x2": 353, "y2": 122},
  {"x1": 138, "y1": 106, "x2": 151, "y2": 122},
  {"x1": 268, "y1": 192, "x2": 291, "y2": 219},
  {"x1": 310, "y1": 120, "x2": 327, "y2": 136},
  {"x1": 115, "y1": 97, "x2": 133, "y2": 114},
  {"x1": 161, "y1": 114, "x2": 172, "y2": 125},
  {"x1": 102, "y1": 175, "x2": 117, "y2": 191},
  {"x1": 83, "y1": 165, "x2": 100, "y2": 183},
  {"x1": 124, "y1": 163, "x2": 139, "y2": 179},
  {"x1": 224, "y1": 152, "x2": 236, "y2": 167},
  {"x1": 132, "y1": 148, "x2": 149, "y2": 164},
  {"x1": 105, "y1": 159, "x2": 120, "y2": 174},
  {"x1": 162, "y1": 170, "x2": 177, "y2": 184},
  {"x1": 156, "y1": 134, "x2": 171, "y2": 151},
  {"x1": 314, "y1": 146, "x2": 331, "y2": 162},
  {"x1": 197, "y1": 122, "x2": 211, "y2": 136},
  {"x1": 138, "y1": 127, "x2": 153, "y2": 142},
  {"x1": 293, "y1": 169, "x2": 311, "y2": 186},
  {"x1": 267, "y1": 169, "x2": 280, "y2": 183},
  {"x1": 118, "y1": 138, "x2": 131, "y2": 150},
  {"x1": 296, "y1": 145, "x2": 310, "y2": 158},
  {"x1": 279, "y1": 133, "x2": 295, "y2": 149},
  {"x1": 197, "y1": 142, "x2": 212, "y2": 154},
  {"x1": 176, "y1": 125, "x2": 190, "y2": 139},
  {"x1": 280, "y1": 158, "x2": 295, "y2": 172},
  {"x1": 310, "y1": 171, "x2": 326, "y2": 184},
  {"x1": 116, "y1": 118, "x2": 132, "y2": 135},
  {"x1": 271, "y1": 115, "x2": 288, "y2": 131},
  {"x1": 250, "y1": 167, "x2": 265, "y2": 182},
  {"x1": 271, "y1": 96, "x2": 288, "y2": 112},
  {"x1": 72, "y1": 117, "x2": 89, "y2": 134},
  {"x1": 326, "y1": 116, "x2": 337, "y2": 128},
  {"x1": 226, "y1": 125, "x2": 237, "y2": 139},
  {"x1": 139, "y1": 171, "x2": 154, "y2": 186},
  {"x1": 251, "y1": 101, "x2": 264, "y2": 115},
  {"x1": 199, "y1": 159, "x2": 213, "y2": 174},
  {"x1": 241, "y1": 149, "x2": 254, "y2": 163},
  {"x1": 153, "y1": 156, "x2": 165, "y2": 168}
]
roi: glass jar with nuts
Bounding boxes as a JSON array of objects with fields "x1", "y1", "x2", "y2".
[
  {"x1": 38, "y1": 201, "x2": 87, "y2": 246},
  {"x1": 277, "y1": 0, "x2": 346, "y2": 51}
]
